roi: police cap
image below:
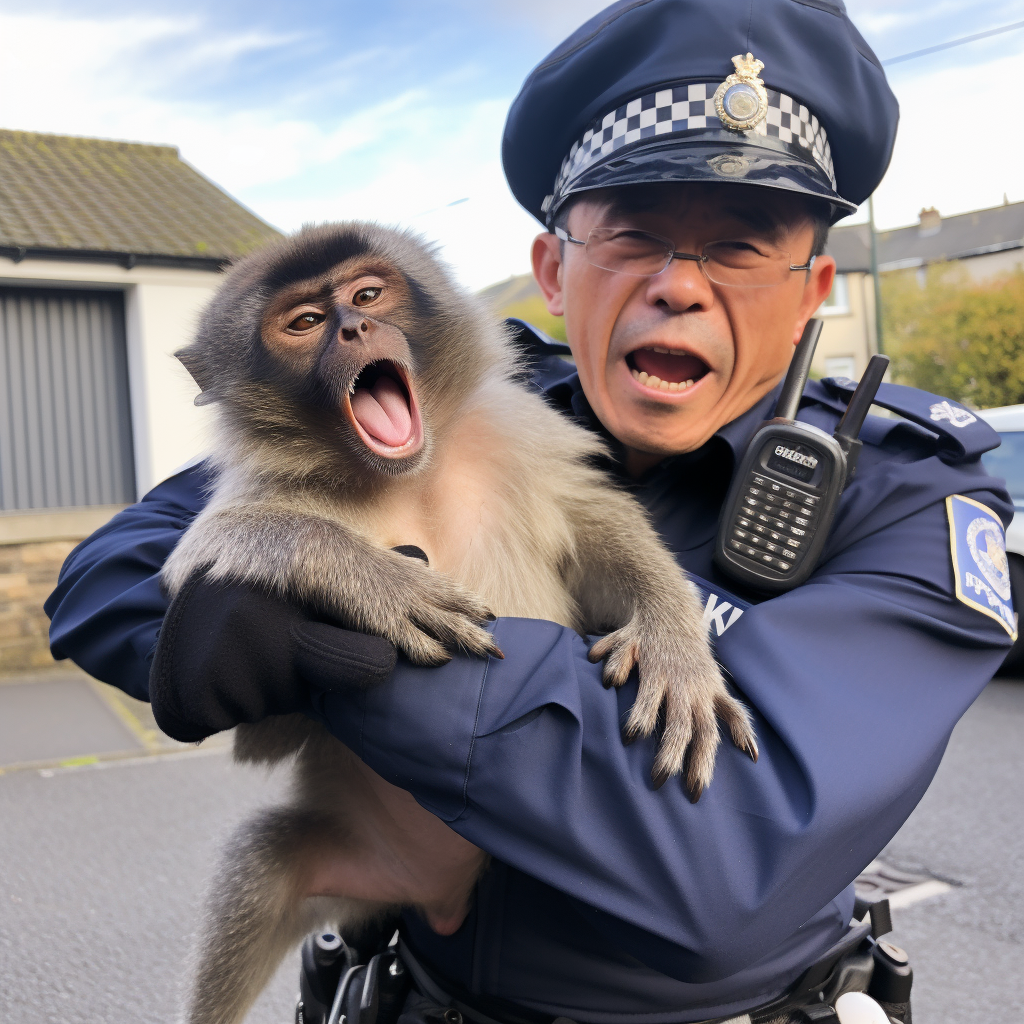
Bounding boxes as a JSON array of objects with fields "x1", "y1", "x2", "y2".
[{"x1": 503, "y1": 0, "x2": 899, "y2": 226}]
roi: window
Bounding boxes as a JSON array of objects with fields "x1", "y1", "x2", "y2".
[
  {"x1": 817, "y1": 273, "x2": 849, "y2": 315},
  {"x1": 824, "y1": 356, "x2": 857, "y2": 380}
]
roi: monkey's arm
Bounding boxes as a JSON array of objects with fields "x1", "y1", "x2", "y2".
[{"x1": 164, "y1": 499, "x2": 501, "y2": 666}]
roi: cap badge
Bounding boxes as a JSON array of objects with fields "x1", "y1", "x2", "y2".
[{"x1": 714, "y1": 53, "x2": 769, "y2": 132}]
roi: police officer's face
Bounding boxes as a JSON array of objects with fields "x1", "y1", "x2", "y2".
[{"x1": 532, "y1": 183, "x2": 836, "y2": 474}]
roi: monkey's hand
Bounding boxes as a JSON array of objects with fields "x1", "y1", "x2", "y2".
[
  {"x1": 587, "y1": 610, "x2": 757, "y2": 801},
  {"x1": 356, "y1": 549, "x2": 503, "y2": 667}
]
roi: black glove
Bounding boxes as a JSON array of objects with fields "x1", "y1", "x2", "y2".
[{"x1": 149, "y1": 568, "x2": 397, "y2": 742}]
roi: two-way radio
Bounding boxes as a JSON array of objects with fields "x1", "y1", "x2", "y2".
[{"x1": 713, "y1": 319, "x2": 889, "y2": 593}]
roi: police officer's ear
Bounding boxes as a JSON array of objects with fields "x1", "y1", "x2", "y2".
[
  {"x1": 531, "y1": 231, "x2": 565, "y2": 317},
  {"x1": 792, "y1": 254, "x2": 836, "y2": 347}
]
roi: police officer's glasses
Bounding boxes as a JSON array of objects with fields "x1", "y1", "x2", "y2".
[{"x1": 554, "y1": 226, "x2": 815, "y2": 287}]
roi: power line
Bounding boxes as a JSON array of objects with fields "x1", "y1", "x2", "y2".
[{"x1": 882, "y1": 18, "x2": 1024, "y2": 65}]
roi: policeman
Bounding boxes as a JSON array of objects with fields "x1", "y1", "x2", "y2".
[{"x1": 46, "y1": 1, "x2": 1014, "y2": 1022}]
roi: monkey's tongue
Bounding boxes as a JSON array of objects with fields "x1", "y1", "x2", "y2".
[{"x1": 351, "y1": 376, "x2": 414, "y2": 447}]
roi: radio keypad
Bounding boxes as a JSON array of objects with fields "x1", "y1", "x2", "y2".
[{"x1": 731, "y1": 471, "x2": 821, "y2": 574}]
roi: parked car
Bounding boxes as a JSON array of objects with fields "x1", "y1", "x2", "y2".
[{"x1": 977, "y1": 404, "x2": 1024, "y2": 675}]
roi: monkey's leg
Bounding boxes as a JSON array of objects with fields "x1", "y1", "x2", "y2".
[
  {"x1": 186, "y1": 806, "x2": 386, "y2": 1024},
  {"x1": 163, "y1": 505, "x2": 502, "y2": 666},
  {"x1": 564, "y1": 485, "x2": 758, "y2": 799}
]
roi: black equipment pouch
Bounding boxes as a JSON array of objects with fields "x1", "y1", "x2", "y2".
[{"x1": 296, "y1": 924, "x2": 410, "y2": 1024}]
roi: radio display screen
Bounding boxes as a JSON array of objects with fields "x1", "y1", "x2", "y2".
[{"x1": 766, "y1": 446, "x2": 817, "y2": 483}]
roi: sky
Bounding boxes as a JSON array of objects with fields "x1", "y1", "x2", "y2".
[{"x1": 1, "y1": 0, "x2": 1022, "y2": 290}]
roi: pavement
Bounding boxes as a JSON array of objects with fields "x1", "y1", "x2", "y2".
[{"x1": 0, "y1": 669, "x2": 1021, "y2": 1023}]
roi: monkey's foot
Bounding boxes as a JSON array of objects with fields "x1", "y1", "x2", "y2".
[{"x1": 588, "y1": 624, "x2": 757, "y2": 801}]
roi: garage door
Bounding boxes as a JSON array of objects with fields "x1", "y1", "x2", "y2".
[{"x1": 0, "y1": 286, "x2": 136, "y2": 511}]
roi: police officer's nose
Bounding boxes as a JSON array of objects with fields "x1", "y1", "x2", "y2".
[{"x1": 645, "y1": 254, "x2": 715, "y2": 314}]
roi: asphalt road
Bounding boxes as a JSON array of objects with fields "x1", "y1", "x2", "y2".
[{"x1": 0, "y1": 679, "x2": 1021, "y2": 1024}]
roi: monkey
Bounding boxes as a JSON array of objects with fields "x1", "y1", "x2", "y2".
[{"x1": 162, "y1": 222, "x2": 758, "y2": 1024}]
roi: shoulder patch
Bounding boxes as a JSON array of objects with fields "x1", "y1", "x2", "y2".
[{"x1": 946, "y1": 494, "x2": 1017, "y2": 638}]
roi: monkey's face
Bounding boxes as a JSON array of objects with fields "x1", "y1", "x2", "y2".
[
  {"x1": 261, "y1": 263, "x2": 427, "y2": 473},
  {"x1": 181, "y1": 223, "x2": 493, "y2": 486}
]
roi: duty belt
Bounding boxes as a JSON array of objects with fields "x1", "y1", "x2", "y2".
[{"x1": 397, "y1": 900, "x2": 906, "y2": 1024}]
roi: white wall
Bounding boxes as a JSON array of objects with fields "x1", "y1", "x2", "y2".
[
  {"x1": 0, "y1": 258, "x2": 221, "y2": 497},
  {"x1": 814, "y1": 272, "x2": 878, "y2": 379}
]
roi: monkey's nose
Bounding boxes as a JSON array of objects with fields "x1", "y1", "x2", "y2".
[{"x1": 340, "y1": 319, "x2": 372, "y2": 342}]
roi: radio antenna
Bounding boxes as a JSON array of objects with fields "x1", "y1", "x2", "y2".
[
  {"x1": 774, "y1": 319, "x2": 823, "y2": 422},
  {"x1": 833, "y1": 353, "x2": 889, "y2": 483}
]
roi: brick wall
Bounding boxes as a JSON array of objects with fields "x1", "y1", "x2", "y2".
[{"x1": 0, "y1": 540, "x2": 78, "y2": 675}]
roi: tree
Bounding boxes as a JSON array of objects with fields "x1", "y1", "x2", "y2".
[{"x1": 885, "y1": 266, "x2": 1024, "y2": 409}]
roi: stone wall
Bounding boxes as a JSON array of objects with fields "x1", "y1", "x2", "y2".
[{"x1": 0, "y1": 540, "x2": 78, "y2": 675}]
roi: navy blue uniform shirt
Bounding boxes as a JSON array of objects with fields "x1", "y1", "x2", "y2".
[{"x1": 46, "y1": 337, "x2": 1013, "y2": 1022}]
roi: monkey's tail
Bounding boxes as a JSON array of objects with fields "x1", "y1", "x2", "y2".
[{"x1": 184, "y1": 807, "x2": 385, "y2": 1024}]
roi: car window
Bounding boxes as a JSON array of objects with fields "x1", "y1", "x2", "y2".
[{"x1": 982, "y1": 431, "x2": 1024, "y2": 508}]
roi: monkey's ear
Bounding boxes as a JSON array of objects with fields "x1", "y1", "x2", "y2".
[{"x1": 176, "y1": 342, "x2": 219, "y2": 406}]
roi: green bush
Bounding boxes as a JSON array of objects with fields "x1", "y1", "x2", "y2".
[{"x1": 885, "y1": 267, "x2": 1024, "y2": 409}]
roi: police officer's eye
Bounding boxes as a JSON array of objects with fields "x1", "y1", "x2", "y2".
[
  {"x1": 286, "y1": 312, "x2": 326, "y2": 332},
  {"x1": 705, "y1": 239, "x2": 775, "y2": 268},
  {"x1": 353, "y1": 287, "x2": 383, "y2": 307}
]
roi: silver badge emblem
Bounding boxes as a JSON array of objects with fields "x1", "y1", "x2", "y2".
[
  {"x1": 929, "y1": 400, "x2": 977, "y2": 428},
  {"x1": 966, "y1": 516, "x2": 1012, "y2": 601},
  {"x1": 714, "y1": 53, "x2": 769, "y2": 132}
]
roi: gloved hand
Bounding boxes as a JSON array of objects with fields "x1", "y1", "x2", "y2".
[{"x1": 149, "y1": 568, "x2": 397, "y2": 742}]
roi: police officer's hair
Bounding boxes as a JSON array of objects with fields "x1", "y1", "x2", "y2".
[{"x1": 553, "y1": 186, "x2": 831, "y2": 260}]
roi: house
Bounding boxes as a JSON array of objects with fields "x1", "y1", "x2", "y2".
[
  {"x1": 813, "y1": 222, "x2": 875, "y2": 381},
  {"x1": 0, "y1": 129, "x2": 280, "y2": 673},
  {"x1": 815, "y1": 200, "x2": 1024, "y2": 381}
]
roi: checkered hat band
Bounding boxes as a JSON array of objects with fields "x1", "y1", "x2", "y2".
[{"x1": 550, "y1": 82, "x2": 835, "y2": 203}]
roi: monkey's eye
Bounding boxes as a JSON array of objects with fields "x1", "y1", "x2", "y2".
[
  {"x1": 286, "y1": 311, "x2": 326, "y2": 332},
  {"x1": 353, "y1": 287, "x2": 383, "y2": 307}
]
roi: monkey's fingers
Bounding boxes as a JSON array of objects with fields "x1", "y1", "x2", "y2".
[
  {"x1": 392, "y1": 623, "x2": 453, "y2": 667},
  {"x1": 622, "y1": 665, "x2": 665, "y2": 743},
  {"x1": 414, "y1": 572, "x2": 496, "y2": 627},
  {"x1": 680, "y1": 703, "x2": 720, "y2": 801},
  {"x1": 587, "y1": 631, "x2": 639, "y2": 688},
  {"x1": 411, "y1": 605, "x2": 504, "y2": 662},
  {"x1": 715, "y1": 691, "x2": 758, "y2": 762}
]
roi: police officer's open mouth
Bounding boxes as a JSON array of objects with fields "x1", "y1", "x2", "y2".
[
  {"x1": 626, "y1": 349, "x2": 710, "y2": 393},
  {"x1": 345, "y1": 360, "x2": 424, "y2": 458}
]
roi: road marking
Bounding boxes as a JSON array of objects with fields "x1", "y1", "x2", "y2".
[
  {"x1": 35, "y1": 744, "x2": 229, "y2": 777},
  {"x1": 885, "y1": 879, "x2": 954, "y2": 909}
]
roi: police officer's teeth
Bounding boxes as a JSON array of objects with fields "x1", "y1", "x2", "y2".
[{"x1": 631, "y1": 368, "x2": 692, "y2": 392}]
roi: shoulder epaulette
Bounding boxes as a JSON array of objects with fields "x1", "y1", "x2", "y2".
[{"x1": 813, "y1": 376, "x2": 1000, "y2": 461}]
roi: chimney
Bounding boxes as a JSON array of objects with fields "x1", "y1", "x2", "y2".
[{"x1": 918, "y1": 207, "x2": 941, "y2": 237}]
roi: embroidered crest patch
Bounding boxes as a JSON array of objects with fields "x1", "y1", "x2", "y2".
[
  {"x1": 947, "y1": 494, "x2": 1017, "y2": 638},
  {"x1": 930, "y1": 400, "x2": 977, "y2": 428}
]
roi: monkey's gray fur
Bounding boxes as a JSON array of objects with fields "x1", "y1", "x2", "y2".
[{"x1": 164, "y1": 222, "x2": 757, "y2": 1024}]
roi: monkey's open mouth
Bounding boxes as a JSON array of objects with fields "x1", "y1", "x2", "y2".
[{"x1": 345, "y1": 360, "x2": 424, "y2": 458}]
